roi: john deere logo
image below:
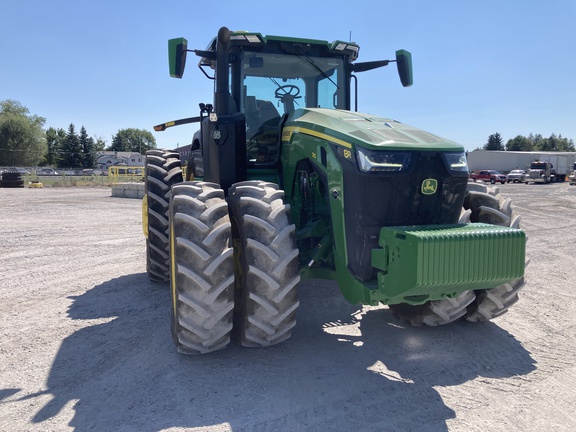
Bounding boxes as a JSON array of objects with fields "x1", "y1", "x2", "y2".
[{"x1": 421, "y1": 179, "x2": 438, "y2": 195}]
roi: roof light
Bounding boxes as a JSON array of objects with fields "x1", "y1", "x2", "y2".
[{"x1": 230, "y1": 34, "x2": 264, "y2": 43}]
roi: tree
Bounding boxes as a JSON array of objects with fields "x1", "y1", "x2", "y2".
[
  {"x1": 92, "y1": 136, "x2": 106, "y2": 152},
  {"x1": 44, "y1": 127, "x2": 65, "y2": 166},
  {"x1": 79, "y1": 126, "x2": 96, "y2": 168},
  {"x1": 108, "y1": 128, "x2": 156, "y2": 154},
  {"x1": 506, "y1": 135, "x2": 533, "y2": 151},
  {"x1": 484, "y1": 133, "x2": 504, "y2": 151},
  {"x1": 558, "y1": 137, "x2": 575, "y2": 152},
  {"x1": 58, "y1": 124, "x2": 84, "y2": 168},
  {"x1": 0, "y1": 99, "x2": 46, "y2": 166},
  {"x1": 528, "y1": 133, "x2": 543, "y2": 148}
]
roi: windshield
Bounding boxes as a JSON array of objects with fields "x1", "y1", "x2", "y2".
[
  {"x1": 240, "y1": 52, "x2": 345, "y2": 115},
  {"x1": 530, "y1": 162, "x2": 547, "y2": 170},
  {"x1": 236, "y1": 52, "x2": 346, "y2": 165}
]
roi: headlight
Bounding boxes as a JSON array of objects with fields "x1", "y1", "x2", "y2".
[
  {"x1": 356, "y1": 148, "x2": 412, "y2": 173},
  {"x1": 442, "y1": 152, "x2": 468, "y2": 173}
]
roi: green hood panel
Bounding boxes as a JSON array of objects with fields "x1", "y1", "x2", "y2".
[{"x1": 287, "y1": 108, "x2": 463, "y2": 152}]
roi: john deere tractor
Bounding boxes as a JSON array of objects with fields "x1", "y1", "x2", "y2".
[{"x1": 144, "y1": 27, "x2": 526, "y2": 355}]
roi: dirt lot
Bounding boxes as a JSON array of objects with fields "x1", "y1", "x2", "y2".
[{"x1": 1, "y1": 183, "x2": 575, "y2": 431}]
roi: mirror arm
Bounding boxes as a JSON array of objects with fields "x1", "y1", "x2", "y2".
[{"x1": 351, "y1": 60, "x2": 390, "y2": 73}]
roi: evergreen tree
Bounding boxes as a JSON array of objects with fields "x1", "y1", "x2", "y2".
[
  {"x1": 58, "y1": 124, "x2": 83, "y2": 168},
  {"x1": 79, "y1": 126, "x2": 96, "y2": 168},
  {"x1": 484, "y1": 133, "x2": 505, "y2": 151}
]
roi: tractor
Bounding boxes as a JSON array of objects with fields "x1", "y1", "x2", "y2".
[{"x1": 143, "y1": 27, "x2": 527, "y2": 355}]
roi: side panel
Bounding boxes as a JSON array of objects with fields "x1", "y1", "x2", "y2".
[
  {"x1": 201, "y1": 113, "x2": 247, "y2": 194},
  {"x1": 281, "y1": 128, "x2": 351, "y2": 283}
]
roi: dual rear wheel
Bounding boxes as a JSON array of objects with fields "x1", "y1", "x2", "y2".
[{"x1": 169, "y1": 180, "x2": 300, "y2": 354}]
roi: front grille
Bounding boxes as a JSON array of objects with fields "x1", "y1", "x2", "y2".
[{"x1": 341, "y1": 151, "x2": 468, "y2": 281}]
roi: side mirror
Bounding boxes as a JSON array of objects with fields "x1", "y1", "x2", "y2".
[
  {"x1": 395, "y1": 49, "x2": 413, "y2": 87},
  {"x1": 168, "y1": 37, "x2": 188, "y2": 78}
]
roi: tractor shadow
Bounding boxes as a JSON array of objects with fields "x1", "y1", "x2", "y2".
[{"x1": 27, "y1": 276, "x2": 536, "y2": 431}]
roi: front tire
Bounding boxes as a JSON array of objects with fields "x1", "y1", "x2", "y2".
[
  {"x1": 461, "y1": 183, "x2": 526, "y2": 322},
  {"x1": 185, "y1": 150, "x2": 204, "y2": 181},
  {"x1": 228, "y1": 181, "x2": 300, "y2": 347},
  {"x1": 389, "y1": 290, "x2": 475, "y2": 326},
  {"x1": 389, "y1": 182, "x2": 526, "y2": 326},
  {"x1": 169, "y1": 182, "x2": 235, "y2": 354}
]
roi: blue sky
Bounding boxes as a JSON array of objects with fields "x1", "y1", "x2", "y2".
[{"x1": 1, "y1": 0, "x2": 574, "y2": 151}]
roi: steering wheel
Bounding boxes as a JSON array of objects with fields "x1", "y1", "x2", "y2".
[{"x1": 275, "y1": 85, "x2": 301, "y2": 100}]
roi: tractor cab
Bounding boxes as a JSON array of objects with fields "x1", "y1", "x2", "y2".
[
  {"x1": 160, "y1": 29, "x2": 412, "y2": 191},
  {"x1": 194, "y1": 32, "x2": 355, "y2": 169}
]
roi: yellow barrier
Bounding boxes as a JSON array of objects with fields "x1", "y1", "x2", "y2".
[
  {"x1": 108, "y1": 166, "x2": 144, "y2": 185},
  {"x1": 108, "y1": 164, "x2": 186, "y2": 184}
]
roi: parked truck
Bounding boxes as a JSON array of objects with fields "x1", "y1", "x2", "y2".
[
  {"x1": 144, "y1": 27, "x2": 527, "y2": 355},
  {"x1": 469, "y1": 170, "x2": 506, "y2": 184},
  {"x1": 526, "y1": 154, "x2": 568, "y2": 183}
]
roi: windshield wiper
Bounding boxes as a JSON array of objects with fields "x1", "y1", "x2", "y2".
[{"x1": 299, "y1": 54, "x2": 339, "y2": 89}]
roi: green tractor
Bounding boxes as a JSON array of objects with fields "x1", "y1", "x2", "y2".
[{"x1": 144, "y1": 27, "x2": 526, "y2": 355}]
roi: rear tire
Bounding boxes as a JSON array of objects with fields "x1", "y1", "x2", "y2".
[
  {"x1": 228, "y1": 180, "x2": 300, "y2": 347},
  {"x1": 169, "y1": 182, "x2": 235, "y2": 354},
  {"x1": 144, "y1": 149, "x2": 183, "y2": 282}
]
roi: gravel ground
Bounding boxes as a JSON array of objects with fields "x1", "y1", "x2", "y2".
[{"x1": 1, "y1": 183, "x2": 575, "y2": 432}]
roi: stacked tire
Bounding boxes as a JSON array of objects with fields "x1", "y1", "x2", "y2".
[{"x1": 0, "y1": 171, "x2": 24, "y2": 188}]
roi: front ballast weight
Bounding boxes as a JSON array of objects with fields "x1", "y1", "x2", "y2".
[
  {"x1": 374, "y1": 223, "x2": 525, "y2": 326},
  {"x1": 371, "y1": 223, "x2": 526, "y2": 305},
  {"x1": 387, "y1": 183, "x2": 527, "y2": 326}
]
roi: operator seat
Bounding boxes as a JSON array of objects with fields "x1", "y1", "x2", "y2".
[
  {"x1": 244, "y1": 96, "x2": 281, "y2": 163},
  {"x1": 256, "y1": 99, "x2": 280, "y2": 125},
  {"x1": 245, "y1": 96, "x2": 281, "y2": 137}
]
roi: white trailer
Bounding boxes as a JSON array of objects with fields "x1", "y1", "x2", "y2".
[{"x1": 467, "y1": 151, "x2": 575, "y2": 180}]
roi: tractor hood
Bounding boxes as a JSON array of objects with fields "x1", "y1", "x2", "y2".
[{"x1": 286, "y1": 108, "x2": 463, "y2": 152}]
